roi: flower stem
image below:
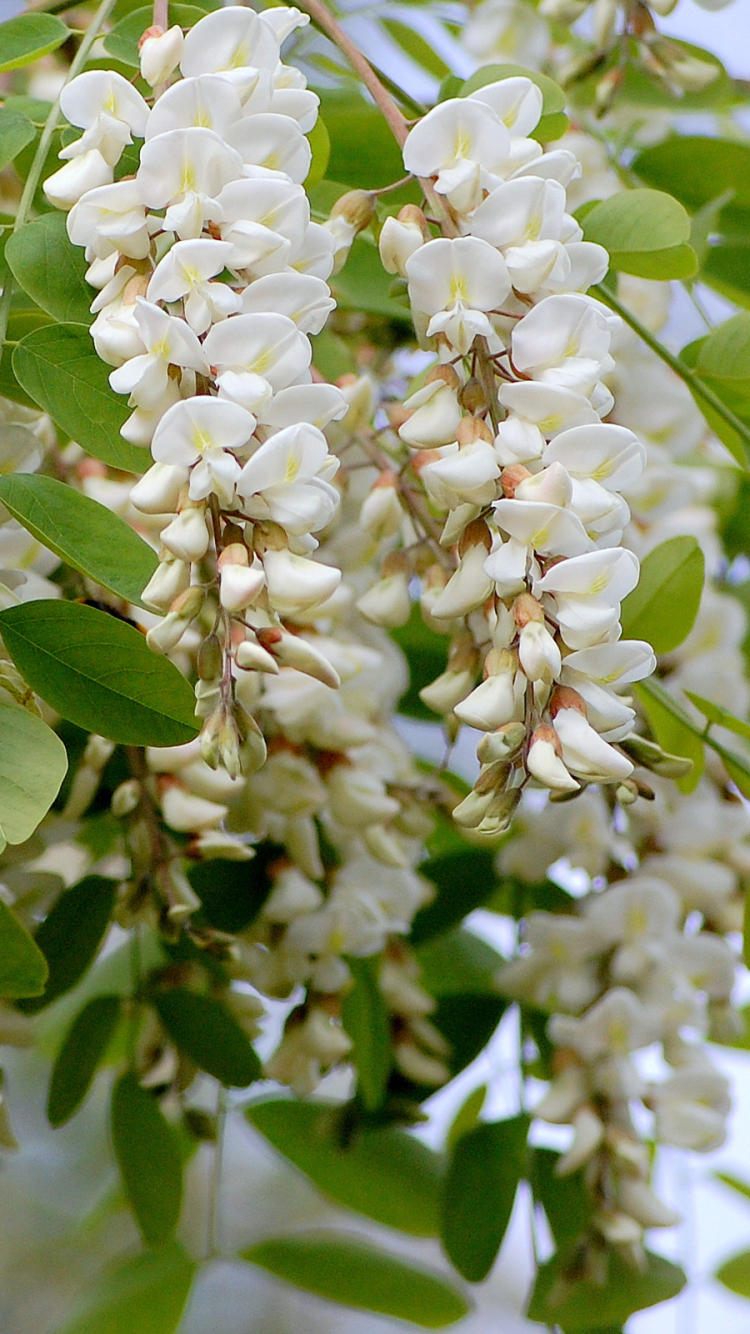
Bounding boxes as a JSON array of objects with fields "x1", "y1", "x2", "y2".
[
  {"x1": 593, "y1": 283, "x2": 750, "y2": 467},
  {"x1": 0, "y1": 0, "x2": 119, "y2": 367}
]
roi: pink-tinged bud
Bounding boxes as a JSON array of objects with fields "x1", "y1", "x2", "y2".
[
  {"x1": 356, "y1": 572, "x2": 411, "y2": 628},
  {"x1": 261, "y1": 548, "x2": 341, "y2": 616},
  {"x1": 399, "y1": 380, "x2": 463, "y2": 450},
  {"x1": 518, "y1": 620, "x2": 561, "y2": 684},
  {"x1": 236, "y1": 638, "x2": 280, "y2": 674},
  {"x1": 131, "y1": 462, "x2": 189, "y2": 515},
  {"x1": 139, "y1": 23, "x2": 184, "y2": 87},
  {"x1": 171, "y1": 584, "x2": 206, "y2": 620},
  {"x1": 219, "y1": 560, "x2": 265, "y2": 613},
  {"x1": 43, "y1": 150, "x2": 112, "y2": 210},
  {"x1": 430, "y1": 542, "x2": 494, "y2": 621},
  {"x1": 360, "y1": 473, "x2": 402, "y2": 540},
  {"x1": 331, "y1": 189, "x2": 376, "y2": 232},
  {"x1": 500, "y1": 465, "x2": 532, "y2": 499},
  {"x1": 255, "y1": 628, "x2": 341, "y2": 689},
  {"x1": 456, "y1": 416, "x2": 493, "y2": 447},
  {"x1": 527, "y1": 726, "x2": 579, "y2": 794},
  {"x1": 141, "y1": 558, "x2": 189, "y2": 612},
  {"x1": 160, "y1": 504, "x2": 210, "y2": 563}
]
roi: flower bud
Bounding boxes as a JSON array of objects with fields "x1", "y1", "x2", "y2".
[
  {"x1": 160, "y1": 504, "x2": 210, "y2": 563},
  {"x1": 360, "y1": 473, "x2": 403, "y2": 540},
  {"x1": 235, "y1": 704, "x2": 267, "y2": 774},
  {"x1": 518, "y1": 620, "x2": 561, "y2": 684},
  {"x1": 325, "y1": 191, "x2": 375, "y2": 273},
  {"x1": 43, "y1": 150, "x2": 112, "y2": 210},
  {"x1": 420, "y1": 667, "x2": 475, "y2": 715},
  {"x1": 476, "y1": 722, "x2": 526, "y2": 764},
  {"x1": 356, "y1": 572, "x2": 411, "y2": 628},
  {"x1": 527, "y1": 725, "x2": 580, "y2": 793},
  {"x1": 378, "y1": 210, "x2": 426, "y2": 278},
  {"x1": 235, "y1": 638, "x2": 279, "y2": 674},
  {"x1": 146, "y1": 609, "x2": 192, "y2": 655},
  {"x1": 194, "y1": 677, "x2": 221, "y2": 719},
  {"x1": 141, "y1": 558, "x2": 190, "y2": 612},
  {"x1": 139, "y1": 23, "x2": 184, "y2": 86},
  {"x1": 261, "y1": 548, "x2": 341, "y2": 616},
  {"x1": 160, "y1": 781, "x2": 228, "y2": 832},
  {"x1": 219, "y1": 559, "x2": 265, "y2": 613},
  {"x1": 255, "y1": 627, "x2": 341, "y2": 688},
  {"x1": 452, "y1": 787, "x2": 495, "y2": 829},
  {"x1": 131, "y1": 462, "x2": 188, "y2": 515},
  {"x1": 399, "y1": 378, "x2": 463, "y2": 449},
  {"x1": 430, "y1": 541, "x2": 494, "y2": 620},
  {"x1": 111, "y1": 778, "x2": 141, "y2": 817}
]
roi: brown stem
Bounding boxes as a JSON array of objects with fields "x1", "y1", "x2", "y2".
[{"x1": 153, "y1": 0, "x2": 168, "y2": 28}]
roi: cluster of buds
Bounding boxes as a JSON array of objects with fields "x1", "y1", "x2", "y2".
[
  {"x1": 45, "y1": 4, "x2": 351, "y2": 779},
  {"x1": 363, "y1": 77, "x2": 656, "y2": 833}
]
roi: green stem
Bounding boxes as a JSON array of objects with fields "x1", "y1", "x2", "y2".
[
  {"x1": 0, "y1": 0, "x2": 119, "y2": 364},
  {"x1": 593, "y1": 283, "x2": 750, "y2": 466}
]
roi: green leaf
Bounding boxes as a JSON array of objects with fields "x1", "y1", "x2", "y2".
[
  {"x1": 530, "y1": 1147, "x2": 591, "y2": 1249},
  {"x1": 305, "y1": 116, "x2": 330, "y2": 191},
  {"x1": 0, "y1": 698, "x2": 67, "y2": 847},
  {"x1": 696, "y1": 312, "x2": 750, "y2": 392},
  {"x1": 243, "y1": 1231, "x2": 469, "y2": 1328},
  {"x1": 111, "y1": 1072, "x2": 183, "y2": 1246},
  {"x1": 382, "y1": 19, "x2": 450, "y2": 80},
  {"x1": 703, "y1": 242, "x2": 750, "y2": 310},
  {"x1": 716, "y1": 1171, "x2": 750, "y2": 1204},
  {"x1": 187, "y1": 848, "x2": 275, "y2": 932},
  {"x1": 0, "y1": 106, "x2": 35, "y2": 171},
  {"x1": 620, "y1": 535, "x2": 704, "y2": 653},
  {"x1": 680, "y1": 335, "x2": 750, "y2": 464},
  {"x1": 18, "y1": 875, "x2": 117, "y2": 1014},
  {"x1": 48, "y1": 995, "x2": 121, "y2": 1126},
  {"x1": 390, "y1": 605, "x2": 450, "y2": 721},
  {"x1": 340, "y1": 956, "x2": 391, "y2": 1111},
  {"x1": 0, "y1": 600, "x2": 200, "y2": 747},
  {"x1": 442, "y1": 1115, "x2": 528, "y2": 1281},
  {"x1": 460, "y1": 63, "x2": 569, "y2": 142},
  {"x1": 417, "y1": 929, "x2": 508, "y2": 1078},
  {"x1": 153, "y1": 989, "x2": 261, "y2": 1088},
  {"x1": 683, "y1": 692, "x2": 750, "y2": 744},
  {"x1": 55, "y1": 1241, "x2": 195, "y2": 1334},
  {"x1": 636, "y1": 678, "x2": 704, "y2": 794},
  {"x1": 634, "y1": 137, "x2": 750, "y2": 235},
  {"x1": 717, "y1": 1249, "x2": 750, "y2": 1298},
  {"x1": 527, "y1": 1248, "x2": 686, "y2": 1328},
  {"x1": 6, "y1": 212, "x2": 92, "y2": 325},
  {"x1": 0, "y1": 475, "x2": 158, "y2": 608},
  {"x1": 247, "y1": 1099, "x2": 443, "y2": 1236},
  {"x1": 0, "y1": 310, "x2": 52, "y2": 409},
  {"x1": 446, "y1": 1085, "x2": 486, "y2": 1150},
  {"x1": 104, "y1": 4, "x2": 213, "y2": 64},
  {"x1": 0, "y1": 13, "x2": 69, "y2": 73},
  {"x1": 0, "y1": 899, "x2": 48, "y2": 999},
  {"x1": 316, "y1": 89, "x2": 409, "y2": 192},
  {"x1": 582, "y1": 189, "x2": 696, "y2": 279},
  {"x1": 332, "y1": 236, "x2": 412, "y2": 322},
  {"x1": 13, "y1": 324, "x2": 148, "y2": 474},
  {"x1": 412, "y1": 848, "x2": 498, "y2": 944}
]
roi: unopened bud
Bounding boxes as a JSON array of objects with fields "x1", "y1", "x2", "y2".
[
  {"x1": 236, "y1": 638, "x2": 280, "y2": 674},
  {"x1": 255, "y1": 627, "x2": 341, "y2": 688},
  {"x1": 476, "y1": 722, "x2": 526, "y2": 764},
  {"x1": 171, "y1": 584, "x2": 206, "y2": 621},
  {"x1": 142, "y1": 558, "x2": 190, "y2": 612},
  {"x1": 139, "y1": 23, "x2": 184, "y2": 87},
  {"x1": 378, "y1": 206, "x2": 427, "y2": 277},
  {"x1": 111, "y1": 778, "x2": 142, "y2": 817},
  {"x1": 619, "y1": 732, "x2": 693, "y2": 778},
  {"x1": 198, "y1": 634, "x2": 223, "y2": 681},
  {"x1": 456, "y1": 416, "x2": 493, "y2": 447}
]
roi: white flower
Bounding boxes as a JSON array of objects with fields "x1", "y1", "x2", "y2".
[
  {"x1": 511, "y1": 294, "x2": 614, "y2": 398},
  {"x1": 180, "y1": 5, "x2": 280, "y2": 101},
  {"x1": 468, "y1": 75, "x2": 543, "y2": 137},
  {"x1": 137, "y1": 127, "x2": 242, "y2": 239},
  {"x1": 402, "y1": 98, "x2": 512, "y2": 212},
  {"x1": 240, "y1": 273, "x2": 334, "y2": 334},
  {"x1": 260, "y1": 547, "x2": 341, "y2": 615},
  {"x1": 145, "y1": 73, "x2": 243, "y2": 142},
  {"x1": 492, "y1": 497, "x2": 592, "y2": 558},
  {"x1": 43, "y1": 150, "x2": 112, "y2": 211},
  {"x1": 60, "y1": 70, "x2": 149, "y2": 165},
  {"x1": 160, "y1": 504, "x2": 210, "y2": 562},
  {"x1": 550, "y1": 987, "x2": 654, "y2": 1059},
  {"x1": 406, "y1": 237, "x2": 510, "y2": 355},
  {"x1": 399, "y1": 378, "x2": 463, "y2": 449},
  {"x1": 139, "y1": 24, "x2": 184, "y2": 87},
  {"x1": 553, "y1": 704, "x2": 634, "y2": 782},
  {"x1": 203, "y1": 312, "x2": 311, "y2": 415},
  {"x1": 109, "y1": 299, "x2": 209, "y2": 409},
  {"x1": 130, "y1": 460, "x2": 189, "y2": 514},
  {"x1": 379, "y1": 214, "x2": 425, "y2": 278},
  {"x1": 498, "y1": 382, "x2": 601, "y2": 434},
  {"x1": 226, "y1": 113, "x2": 311, "y2": 183},
  {"x1": 652, "y1": 1067, "x2": 731, "y2": 1152},
  {"x1": 151, "y1": 396, "x2": 256, "y2": 505},
  {"x1": 536, "y1": 548, "x2": 640, "y2": 649},
  {"x1": 584, "y1": 877, "x2": 681, "y2": 981},
  {"x1": 68, "y1": 179, "x2": 153, "y2": 261},
  {"x1": 147, "y1": 238, "x2": 241, "y2": 334},
  {"x1": 421, "y1": 438, "x2": 500, "y2": 509},
  {"x1": 544, "y1": 422, "x2": 646, "y2": 491},
  {"x1": 237, "y1": 423, "x2": 338, "y2": 534}
]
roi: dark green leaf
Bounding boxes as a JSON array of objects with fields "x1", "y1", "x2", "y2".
[
  {"x1": 620, "y1": 535, "x2": 704, "y2": 653},
  {"x1": 6, "y1": 212, "x2": 92, "y2": 325},
  {"x1": 13, "y1": 324, "x2": 148, "y2": 474},
  {"x1": 0, "y1": 106, "x2": 35, "y2": 171},
  {"x1": 18, "y1": 875, "x2": 117, "y2": 1014},
  {"x1": 153, "y1": 988, "x2": 261, "y2": 1087},
  {"x1": 316, "y1": 89, "x2": 409, "y2": 191},
  {"x1": 55, "y1": 1240, "x2": 195, "y2": 1334},
  {"x1": 0, "y1": 899, "x2": 48, "y2": 999},
  {"x1": 0, "y1": 698, "x2": 67, "y2": 849},
  {"x1": 0, "y1": 13, "x2": 69, "y2": 72},
  {"x1": 0, "y1": 310, "x2": 52, "y2": 408},
  {"x1": 527, "y1": 1248, "x2": 686, "y2": 1328},
  {"x1": 530, "y1": 1147, "x2": 590, "y2": 1249},
  {"x1": 416, "y1": 928, "x2": 507, "y2": 1077},
  {"x1": 704, "y1": 242, "x2": 750, "y2": 309},
  {"x1": 634, "y1": 137, "x2": 750, "y2": 229},
  {"x1": 582, "y1": 190, "x2": 696, "y2": 280},
  {"x1": 0, "y1": 475, "x2": 157, "y2": 607},
  {"x1": 244, "y1": 1231, "x2": 469, "y2": 1327},
  {"x1": 332, "y1": 236, "x2": 412, "y2": 322},
  {"x1": 111, "y1": 1072, "x2": 183, "y2": 1246},
  {"x1": 104, "y1": 4, "x2": 216, "y2": 64},
  {"x1": 446, "y1": 1085, "x2": 486, "y2": 1149},
  {"x1": 0, "y1": 600, "x2": 200, "y2": 747},
  {"x1": 341, "y1": 956, "x2": 391, "y2": 1111},
  {"x1": 412, "y1": 848, "x2": 497, "y2": 944},
  {"x1": 48, "y1": 995, "x2": 121, "y2": 1126},
  {"x1": 442, "y1": 1115, "x2": 527, "y2": 1281},
  {"x1": 248, "y1": 1098, "x2": 443, "y2": 1235}
]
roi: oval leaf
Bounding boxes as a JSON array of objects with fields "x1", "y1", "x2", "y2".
[
  {"x1": 111, "y1": 1072, "x2": 183, "y2": 1246},
  {"x1": 0, "y1": 106, "x2": 35, "y2": 171},
  {"x1": 0, "y1": 899, "x2": 48, "y2": 999},
  {"x1": 717, "y1": 1248, "x2": 750, "y2": 1298},
  {"x1": 0, "y1": 601, "x2": 199, "y2": 747},
  {"x1": 0, "y1": 14, "x2": 69, "y2": 73},
  {"x1": 6, "y1": 212, "x2": 92, "y2": 325},
  {"x1": 248, "y1": 1099, "x2": 442, "y2": 1236},
  {"x1": 55, "y1": 1241, "x2": 195, "y2": 1334},
  {"x1": 153, "y1": 989, "x2": 261, "y2": 1088},
  {"x1": 18, "y1": 875, "x2": 117, "y2": 1015},
  {"x1": 340, "y1": 956, "x2": 391, "y2": 1112},
  {"x1": 582, "y1": 189, "x2": 696, "y2": 278},
  {"x1": 620, "y1": 535, "x2": 704, "y2": 654},
  {"x1": 441, "y1": 1116, "x2": 528, "y2": 1282},
  {"x1": 48, "y1": 995, "x2": 121, "y2": 1126},
  {"x1": 244, "y1": 1231, "x2": 469, "y2": 1328},
  {"x1": 0, "y1": 475, "x2": 158, "y2": 608},
  {"x1": 528, "y1": 1248, "x2": 685, "y2": 1329},
  {"x1": 0, "y1": 698, "x2": 67, "y2": 846},
  {"x1": 13, "y1": 325, "x2": 147, "y2": 474}
]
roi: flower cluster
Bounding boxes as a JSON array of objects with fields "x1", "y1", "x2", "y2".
[
  {"x1": 368, "y1": 79, "x2": 656, "y2": 833},
  {"x1": 45, "y1": 4, "x2": 350, "y2": 779}
]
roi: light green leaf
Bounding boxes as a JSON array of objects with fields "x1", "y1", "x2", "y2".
[
  {"x1": 54, "y1": 1241, "x2": 195, "y2": 1334},
  {"x1": 6, "y1": 212, "x2": 92, "y2": 325},
  {"x1": 620, "y1": 535, "x2": 704, "y2": 653},
  {"x1": 0, "y1": 698, "x2": 67, "y2": 847},
  {"x1": 683, "y1": 692, "x2": 750, "y2": 744},
  {"x1": 528, "y1": 1248, "x2": 686, "y2": 1328},
  {"x1": 696, "y1": 312, "x2": 750, "y2": 388},
  {"x1": 0, "y1": 899, "x2": 48, "y2": 999},
  {"x1": 0, "y1": 601, "x2": 200, "y2": 748},
  {"x1": 332, "y1": 236, "x2": 411, "y2": 322},
  {"x1": 247, "y1": 1098, "x2": 443, "y2": 1236},
  {"x1": 244, "y1": 1231, "x2": 469, "y2": 1328},
  {"x1": 153, "y1": 989, "x2": 261, "y2": 1088},
  {"x1": 0, "y1": 475, "x2": 158, "y2": 608},
  {"x1": 0, "y1": 106, "x2": 35, "y2": 171},
  {"x1": 716, "y1": 1172, "x2": 750, "y2": 1204},
  {"x1": 13, "y1": 324, "x2": 148, "y2": 474},
  {"x1": 634, "y1": 136, "x2": 750, "y2": 233},
  {"x1": 442, "y1": 1115, "x2": 527, "y2": 1282},
  {"x1": 340, "y1": 956, "x2": 391, "y2": 1111},
  {"x1": 636, "y1": 678, "x2": 704, "y2": 794},
  {"x1": 680, "y1": 335, "x2": 750, "y2": 464},
  {"x1": 382, "y1": 19, "x2": 450, "y2": 79},
  {"x1": 446, "y1": 1085, "x2": 486, "y2": 1150},
  {"x1": 18, "y1": 876, "x2": 117, "y2": 1015},
  {"x1": 317, "y1": 89, "x2": 410, "y2": 192},
  {"x1": 305, "y1": 116, "x2": 330, "y2": 190},
  {"x1": 48, "y1": 995, "x2": 121, "y2": 1126},
  {"x1": 104, "y1": 4, "x2": 216, "y2": 64},
  {"x1": 716, "y1": 1248, "x2": 750, "y2": 1298},
  {"x1": 582, "y1": 189, "x2": 696, "y2": 279},
  {"x1": 111, "y1": 1072, "x2": 183, "y2": 1246},
  {"x1": 0, "y1": 14, "x2": 69, "y2": 73}
]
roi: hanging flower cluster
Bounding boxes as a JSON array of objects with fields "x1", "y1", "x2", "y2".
[
  {"x1": 44, "y1": 3, "x2": 350, "y2": 779},
  {"x1": 366, "y1": 78, "x2": 656, "y2": 833}
]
